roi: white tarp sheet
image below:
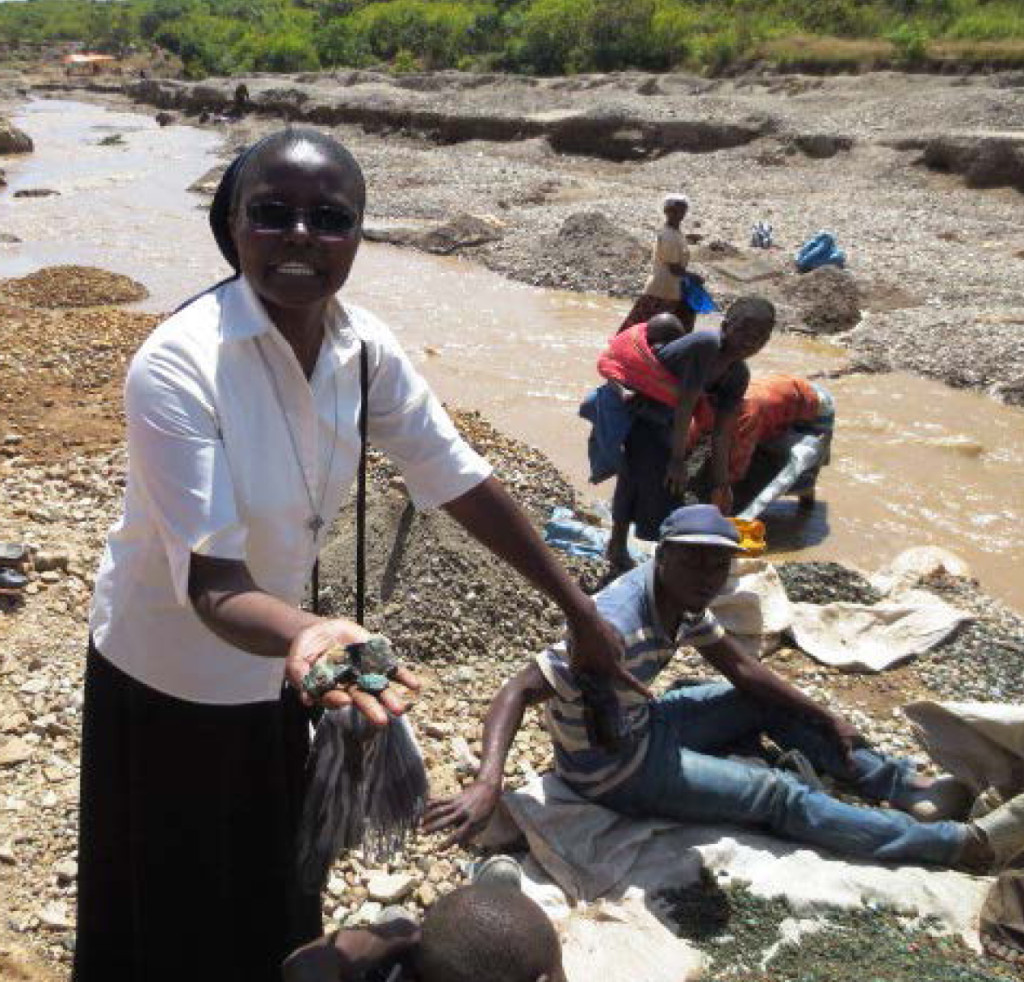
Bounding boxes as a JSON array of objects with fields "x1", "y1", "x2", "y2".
[
  {"x1": 498, "y1": 772, "x2": 990, "y2": 982},
  {"x1": 788, "y1": 589, "x2": 970, "y2": 672},
  {"x1": 905, "y1": 700, "x2": 1024, "y2": 798}
]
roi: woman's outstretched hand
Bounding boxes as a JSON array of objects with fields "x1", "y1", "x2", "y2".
[{"x1": 286, "y1": 619, "x2": 421, "y2": 725}]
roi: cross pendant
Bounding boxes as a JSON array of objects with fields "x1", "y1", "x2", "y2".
[{"x1": 308, "y1": 514, "x2": 325, "y2": 537}]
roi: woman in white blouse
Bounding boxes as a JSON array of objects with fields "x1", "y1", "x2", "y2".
[{"x1": 74, "y1": 128, "x2": 641, "y2": 982}]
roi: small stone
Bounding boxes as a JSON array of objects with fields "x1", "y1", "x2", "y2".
[
  {"x1": 0, "y1": 737, "x2": 32, "y2": 766},
  {"x1": 39, "y1": 901, "x2": 72, "y2": 930},
  {"x1": 349, "y1": 901, "x2": 383, "y2": 926},
  {"x1": 1, "y1": 711, "x2": 30, "y2": 733},
  {"x1": 0, "y1": 841, "x2": 15, "y2": 864},
  {"x1": 39, "y1": 570, "x2": 61, "y2": 584},
  {"x1": 427, "y1": 863, "x2": 448, "y2": 884},
  {"x1": 366, "y1": 872, "x2": 416, "y2": 904},
  {"x1": 54, "y1": 859, "x2": 78, "y2": 883},
  {"x1": 415, "y1": 882, "x2": 437, "y2": 907},
  {"x1": 34, "y1": 551, "x2": 69, "y2": 573}
]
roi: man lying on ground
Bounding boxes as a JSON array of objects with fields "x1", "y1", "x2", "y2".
[
  {"x1": 283, "y1": 859, "x2": 564, "y2": 982},
  {"x1": 425, "y1": 504, "x2": 1024, "y2": 874}
]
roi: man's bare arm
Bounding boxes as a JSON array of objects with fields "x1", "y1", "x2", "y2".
[
  {"x1": 443, "y1": 477, "x2": 646, "y2": 697},
  {"x1": 699, "y1": 634, "x2": 864, "y2": 766},
  {"x1": 665, "y1": 388, "x2": 701, "y2": 496},
  {"x1": 283, "y1": 920, "x2": 420, "y2": 982},
  {"x1": 422, "y1": 662, "x2": 555, "y2": 845},
  {"x1": 708, "y1": 405, "x2": 740, "y2": 514}
]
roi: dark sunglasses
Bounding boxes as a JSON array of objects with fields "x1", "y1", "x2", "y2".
[{"x1": 245, "y1": 200, "x2": 360, "y2": 237}]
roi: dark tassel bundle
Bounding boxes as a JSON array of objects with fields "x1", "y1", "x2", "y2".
[{"x1": 297, "y1": 707, "x2": 428, "y2": 895}]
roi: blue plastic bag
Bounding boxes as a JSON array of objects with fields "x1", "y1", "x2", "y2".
[
  {"x1": 795, "y1": 232, "x2": 845, "y2": 273},
  {"x1": 682, "y1": 274, "x2": 717, "y2": 313}
]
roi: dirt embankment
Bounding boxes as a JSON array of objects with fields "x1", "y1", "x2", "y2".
[{"x1": 49, "y1": 67, "x2": 1020, "y2": 404}]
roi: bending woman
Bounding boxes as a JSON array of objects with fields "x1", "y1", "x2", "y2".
[
  {"x1": 606, "y1": 298, "x2": 775, "y2": 571},
  {"x1": 74, "y1": 128, "x2": 632, "y2": 982}
]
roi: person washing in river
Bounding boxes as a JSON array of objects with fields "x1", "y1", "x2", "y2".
[
  {"x1": 602, "y1": 298, "x2": 775, "y2": 573},
  {"x1": 619, "y1": 193, "x2": 702, "y2": 334},
  {"x1": 424, "y1": 504, "x2": 1024, "y2": 876},
  {"x1": 701, "y1": 373, "x2": 835, "y2": 515}
]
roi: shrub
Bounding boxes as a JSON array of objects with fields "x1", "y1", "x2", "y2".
[
  {"x1": 887, "y1": 22, "x2": 929, "y2": 62},
  {"x1": 390, "y1": 47, "x2": 421, "y2": 73},
  {"x1": 341, "y1": 0, "x2": 493, "y2": 69}
]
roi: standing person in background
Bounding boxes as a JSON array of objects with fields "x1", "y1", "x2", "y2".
[{"x1": 620, "y1": 193, "x2": 698, "y2": 334}]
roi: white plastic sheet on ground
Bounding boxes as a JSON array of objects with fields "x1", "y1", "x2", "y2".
[
  {"x1": 710, "y1": 558, "x2": 793, "y2": 658},
  {"x1": 904, "y1": 700, "x2": 1024, "y2": 798},
  {"x1": 495, "y1": 772, "x2": 990, "y2": 982},
  {"x1": 788, "y1": 589, "x2": 970, "y2": 672},
  {"x1": 870, "y1": 546, "x2": 973, "y2": 599}
]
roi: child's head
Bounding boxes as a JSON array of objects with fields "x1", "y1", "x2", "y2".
[
  {"x1": 645, "y1": 312, "x2": 685, "y2": 346},
  {"x1": 662, "y1": 193, "x2": 689, "y2": 224},
  {"x1": 721, "y1": 296, "x2": 775, "y2": 362},
  {"x1": 416, "y1": 885, "x2": 564, "y2": 982}
]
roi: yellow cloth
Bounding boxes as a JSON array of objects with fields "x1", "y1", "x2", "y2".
[{"x1": 642, "y1": 225, "x2": 690, "y2": 300}]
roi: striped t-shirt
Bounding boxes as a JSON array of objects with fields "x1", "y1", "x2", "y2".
[{"x1": 535, "y1": 560, "x2": 724, "y2": 797}]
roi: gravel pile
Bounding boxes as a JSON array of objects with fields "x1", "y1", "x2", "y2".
[
  {"x1": 784, "y1": 264, "x2": 862, "y2": 335},
  {"x1": 918, "y1": 573, "x2": 1024, "y2": 702},
  {"x1": 0, "y1": 266, "x2": 148, "y2": 309},
  {"x1": 775, "y1": 561, "x2": 883, "y2": 606}
]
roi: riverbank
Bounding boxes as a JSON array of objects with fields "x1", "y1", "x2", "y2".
[
  {"x1": 30, "y1": 67, "x2": 1024, "y2": 406},
  {"x1": 1, "y1": 261, "x2": 1024, "y2": 979}
]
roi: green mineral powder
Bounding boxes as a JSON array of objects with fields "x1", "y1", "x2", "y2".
[{"x1": 657, "y1": 872, "x2": 1016, "y2": 982}]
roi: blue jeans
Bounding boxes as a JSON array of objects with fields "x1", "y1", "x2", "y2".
[{"x1": 594, "y1": 684, "x2": 965, "y2": 866}]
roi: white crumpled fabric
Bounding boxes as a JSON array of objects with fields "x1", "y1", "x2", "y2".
[
  {"x1": 904, "y1": 700, "x2": 1024, "y2": 799},
  {"x1": 788, "y1": 588, "x2": 970, "y2": 672},
  {"x1": 710, "y1": 557, "x2": 793, "y2": 658}
]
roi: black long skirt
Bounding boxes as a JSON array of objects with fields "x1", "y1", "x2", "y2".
[{"x1": 73, "y1": 643, "x2": 322, "y2": 982}]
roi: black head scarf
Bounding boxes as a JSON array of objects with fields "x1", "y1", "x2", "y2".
[{"x1": 208, "y1": 127, "x2": 367, "y2": 274}]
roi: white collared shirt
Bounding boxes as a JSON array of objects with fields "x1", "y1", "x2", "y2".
[{"x1": 90, "y1": 277, "x2": 491, "y2": 704}]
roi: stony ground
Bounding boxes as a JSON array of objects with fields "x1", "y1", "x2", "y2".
[
  {"x1": 2, "y1": 265, "x2": 1022, "y2": 976},
  {"x1": 659, "y1": 874, "x2": 1018, "y2": 982}
]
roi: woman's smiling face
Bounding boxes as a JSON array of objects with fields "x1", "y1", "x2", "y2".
[{"x1": 230, "y1": 140, "x2": 363, "y2": 314}]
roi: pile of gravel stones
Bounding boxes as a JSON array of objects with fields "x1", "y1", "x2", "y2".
[
  {"x1": 0, "y1": 266, "x2": 148, "y2": 309},
  {"x1": 919, "y1": 572, "x2": 1024, "y2": 703}
]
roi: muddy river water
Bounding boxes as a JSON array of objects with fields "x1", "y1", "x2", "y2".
[{"x1": 4, "y1": 99, "x2": 1024, "y2": 612}]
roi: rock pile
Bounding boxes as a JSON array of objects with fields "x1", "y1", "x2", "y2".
[
  {"x1": 0, "y1": 118, "x2": 33, "y2": 154},
  {"x1": 0, "y1": 266, "x2": 148, "y2": 309},
  {"x1": 785, "y1": 266, "x2": 862, "y2": 335}
]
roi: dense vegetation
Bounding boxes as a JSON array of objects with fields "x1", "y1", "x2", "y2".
[{"x1": 2, "y1": 0, "x2": 1023, "y2": 78}]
